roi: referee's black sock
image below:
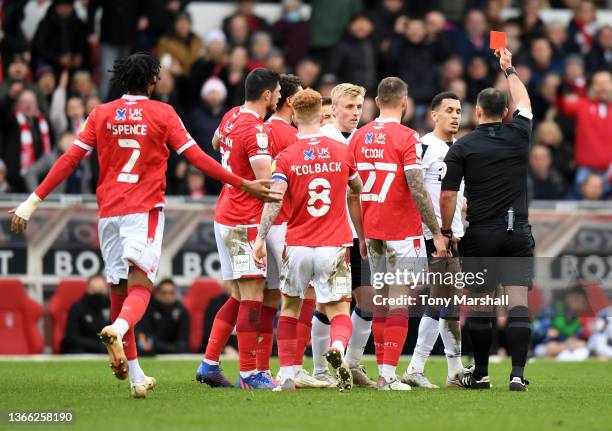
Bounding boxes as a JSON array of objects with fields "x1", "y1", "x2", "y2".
[
  {"x1": 468, "y1": 315, "x2": 493, "y2": 380},
  {"x1": 507, "y1": 306, "x2": 531, "y2": 379}
]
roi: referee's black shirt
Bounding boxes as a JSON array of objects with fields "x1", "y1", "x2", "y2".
[{"x1": 441, "y1": 109, "x2": 533, "y2": 226}]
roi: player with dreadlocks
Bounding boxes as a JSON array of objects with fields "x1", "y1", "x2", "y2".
[{"x1": 10, "y1": 53, "x2": 280, "y2": 398}]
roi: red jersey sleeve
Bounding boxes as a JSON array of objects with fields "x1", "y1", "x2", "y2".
[
  {"x1": 245, "y1": 126, "x2": 272, "y2": 161},
  {"x1": 271, "y1": 152, "x2": 289, "y2": 183},
  {"x1": 402, "y1": 130, "x2": 421, "y2": 171},
  {"x1": 75, "y1": 107, "x2": 98, "y2": 151},
  {"x1": 166, "y1": 106, "x2": 196, "y2": 155}
]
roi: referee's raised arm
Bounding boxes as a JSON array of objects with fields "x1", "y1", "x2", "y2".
[{"x1": 498, "y1": 48, "x2": 531, "y2": 114}]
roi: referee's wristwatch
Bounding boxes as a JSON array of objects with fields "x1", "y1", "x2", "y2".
[{"x1": 504, "y1": 66, "x2": 517, "y2": 79}]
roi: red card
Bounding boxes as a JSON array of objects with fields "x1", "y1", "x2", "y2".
[{"x1": 490, "y1": 31, "x2": 506, "y2": 50}]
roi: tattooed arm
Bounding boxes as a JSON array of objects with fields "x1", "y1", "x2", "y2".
[
  {"x1": 405, "y1": 169, "x2": 440, "y2": 235},
  {"x1": 405, "y1": 169, "x2": 448, "y2": 257},
  {"x1": 253, "y1": 179, "x2": 288, "y2": 268}
]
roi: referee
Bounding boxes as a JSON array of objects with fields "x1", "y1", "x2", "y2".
[{"x1": 440, "y1": 48, "x2": 535, "y2": 392}]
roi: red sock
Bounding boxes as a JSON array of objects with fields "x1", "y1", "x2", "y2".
[
  {"x1": 277, "y1": 316, "x2": 298, "y2": 368},
  {"x1": 236, "y1": 300, "x2": 262, "y2": 372},
  {"x1": 117, "y1": 285, "x2": 151, "y2": 329},
  {"x1": 110, "y1": 291, "x2": 126, "y2": 322},
  {"x1": 372, "y1": 305, "x2": 388, "y2": 365},
  {"x1": 383, "y1": 309, "x2": 408, "y2": 367},
  {"x1": 256, "y1": 305, "x2": 277, "y2": 371},
  {"x1": 330, "y1": 314, "x2": 352, "y2": 351},
  {"x1": 123, "y1": 328, "x2": 137, "y2": 360},
  {"x1": 204, "y1": 296, "x2": 240, "y2": 362},
  {"x1": 294, "y1": 298, "x2": 315, "y2": 366}
]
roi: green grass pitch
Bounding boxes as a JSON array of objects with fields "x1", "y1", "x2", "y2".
[{"x1": 1, "y1": 359, "x2": 611, "y2": 431}]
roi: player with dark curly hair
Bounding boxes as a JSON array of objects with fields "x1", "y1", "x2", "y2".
[{"x1": 10, "y1": 52, "x2": 281, "y2": 398}]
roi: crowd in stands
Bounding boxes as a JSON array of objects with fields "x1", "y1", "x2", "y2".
[{"x1": 0, "y1": 0, "x2": 610, "y2": 201}]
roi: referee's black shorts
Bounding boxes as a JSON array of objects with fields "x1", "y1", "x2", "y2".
[
  {"x1": 350, "y1": 238, "x2": 371, "y2": 290},
  {"x1": 459, "y1": 223, "x2": 535, "y2": 293}
]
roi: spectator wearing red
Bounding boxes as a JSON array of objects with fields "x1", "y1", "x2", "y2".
[
  {"x1": 567, "y1": 0, "x2": 599, "y2": 55},
  {"x1": 558, "y1": 70, "x2": 612, "y2": 190},
  {"x1": 0, "y1": 88, "x2": 53, "y2": 192}
]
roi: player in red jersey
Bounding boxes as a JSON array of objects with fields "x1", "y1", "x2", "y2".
[
  {"x1": 196, "y1": 74, "x2": 309, "y2": 388},
  {"x1": 205, "y1": 68, "x2": 282, "y2": 390},
  {"x1": 349, "y1": 77, "x2": 448, "y2": 390},
  {"x1": 253, "y1": 89, "x2": 364, "y2": 392},
  {"x1": 9, "y1": 54, "x2": 279, "y2": 398}
]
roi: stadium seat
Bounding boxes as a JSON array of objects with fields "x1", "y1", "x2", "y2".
[
  {"x1": 582, "y1": 282, "x2": 611, "y2": 314},
  {"x1": 0, "y1": 279, "x2": 44, "y2": 354},
  {"x1": 183, "y1": 279, "x2": 223, "y2": 353},
  {"x1": 528, "y1": 284, "x2": 545, "y2": 318},
  {"x1": 48, "y1": 279, "x2": 87, "y2": 353}
]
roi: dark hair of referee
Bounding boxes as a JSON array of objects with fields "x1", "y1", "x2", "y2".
[{"x1": 109, "y1": 53, "x2": 161, "y2": 97}]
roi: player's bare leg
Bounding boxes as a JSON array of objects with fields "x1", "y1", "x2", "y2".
[
  {"x1": 197, "y1": 281, "x2": 240, "y2": 387},
  {"x1": 323, "y1": 301, "x2": 353, "y2": 392},
  {"x1": 274, "y1": 295, "x2": 303, "y2": 392},
  {"x1": 346, "y1": 285, "x2": 376, "y2": 387},
  {"x1": 102, "y1": 280, "x2": 129, "y2": 381}
]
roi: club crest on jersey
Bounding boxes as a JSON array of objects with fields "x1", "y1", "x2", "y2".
[
  {"x1": 303, "y1": 149, "x2": 315, "y2": 160},
  {"x1": 115, "y1": 108, "x2": 127, "y2": 121},
  {"x1": 256, "y1": 133, "x2": 268, "y2": 149}
]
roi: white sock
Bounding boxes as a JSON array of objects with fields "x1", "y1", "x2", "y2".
[
  {"x1": 279, "y1": 366, "x2": 295, "y2": 381},
  {"x1": 439, "y1": 318, "x2": 463, "y2": 377},
  {"x1": 239, "y1": 370, "x2": 258, "y2": 378},
  {"x1": 378, "y1": 364, "x2": 383, "y2": 376},
  {"x1": 311, "y1": 315, "x2": 330, "y2": 374},
  {"x1": 345, "y1": 309, "x2": 372, "y2": 368},
  {"x1": 331, "y1": 340, "x2": 345, "y2": 354},
  {"x1": 381, "y1": 364, "x2": 397, "y2": 381},
  {"x1": 407, "y1": 315, "x2": 439, "y2": 374},
  {"x1": 293, "y1": 365, "x2": 303, "y2": 374},
  {"x1": 128, "y1": 359, "x2": 145, "y2": 384},
  {"x1": 111, "y1": 318, "x2": 129, "y2": 338},
  {"x1": 203, "y1": 359, "x2": 219, "y2": 366}
]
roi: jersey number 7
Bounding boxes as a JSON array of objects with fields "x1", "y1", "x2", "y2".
[{"x1": 117, "y1": 138, "x2": 141, "y2": 183}]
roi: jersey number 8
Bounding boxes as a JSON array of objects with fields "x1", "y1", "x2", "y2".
[{"x1": 307, "y1": 178, "x2": 331, "y2": 217}]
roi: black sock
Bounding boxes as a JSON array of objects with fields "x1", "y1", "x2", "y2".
[
  {"x1": 507, "y1": 306, "x2": 531, "y2": 379},
  {"x1": 469, "y1": 316, "x2": 493, "y2": 380}
]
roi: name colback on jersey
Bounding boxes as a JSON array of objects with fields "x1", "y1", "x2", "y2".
[
  {"x1": 272, "y1": 135, "x2": 357, "y2": 247},
  {"x1": 349, "y1": 119, "x2": 423, "y2": 240},
  {"x1": 75, "y1": 95, "x2": 195, "y2": 218}
]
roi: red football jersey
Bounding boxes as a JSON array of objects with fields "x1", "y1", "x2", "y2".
[
  {"x1": 75, "y1": 95, "x2": 195, "y2": 218},
  {"x1": 214, "y1": 106, "x2": 272, "y2": 226},
  {"x1": 267, "y1": 115, "x2": 298, "y2": 225},
  {"x1": 273, "y1": 134, "x2": 357, "y2": 247},
  {"x1": 349, "y1": 118, "x2": 423, "y2": 240}
]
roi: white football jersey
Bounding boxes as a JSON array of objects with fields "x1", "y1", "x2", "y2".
[
  {"x1": 421, "y1": 132, "x2": 465, "y2": 240},
  {"x1": 321, "y1": 122, "x2": 357, "y2": 239}
]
